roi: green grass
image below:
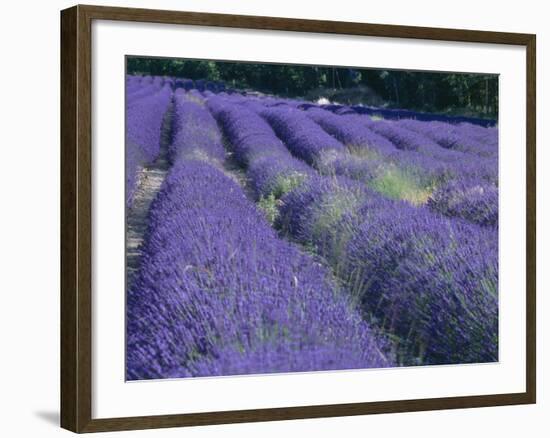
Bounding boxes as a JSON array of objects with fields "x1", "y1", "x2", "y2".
[
  {"x1": 309, "y1": 184, "x2": 365, "y2": 272},
  {"x1": 257, "y1": 172, "x2": 309, "y2": 225},
  {"x1": 312, "y1": 189, "x2": 361, "y2": 238},
  {"x1": 346, "y1": 144, "x2": 435, "y2": 205},
  {"x1": 369, "y1": 166, "x2": 433, "y2": 205},
  {"x1": 346, "y1": 144, "x2": 382, "y2": 161},
  {"x1": 271, "y1": 172, "x2": 308, "y2": 198},
  {"x1": 258, "y1": 193, "x2": 279, "y2": 225}
]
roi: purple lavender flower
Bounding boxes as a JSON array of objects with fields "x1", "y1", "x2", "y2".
[
  {"x1": 278, "y1": 175, "x2": 498, "y2": 365},
  {"x1": 174, "y1": 78, "x2": 194, "y2": 91},
  {"x1": 170, "y1": 90, "x2": 226, "y2": 164},
  {"x1": 428, "y1": 179, "x2": 498, "y2": 227},
  {"x1": 127, "y1": 161, "x2": 393, "y2": 379},
  {"x1": 399, "y1": 119, "x2": 498, "y2": 158},
  {"x1": 344, "y1": 203, "x2": 498, "y2": 364},
  {"x1": 126, "y1": 84, "x2": 172, "y2": 162},
  {"x1": 306, "y1": 108, "x2": 396, "y2": 156},
  {"x1": 207, "y1": 97, "x2": 313, "y2": 199},
  {"x1": 261, "y1": 106, "x2": 345, "y2": 164},
  {"x1": 125, "y1": 82, "x2": 173, "y2": 207}
]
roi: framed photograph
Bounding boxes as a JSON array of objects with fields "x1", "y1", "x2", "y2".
[{"x1": 60, "y1": 4, "x2": 536, "y2": 433}]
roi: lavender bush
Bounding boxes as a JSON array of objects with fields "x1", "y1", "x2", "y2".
[
  {"x1": 427, "y1": 179, "x2": 498, "y2": 227},
  {"x1": 399, "y1": 119, "x2": 498, "y2": 158},
  {"x1": 277, "y1": 177, "x2": 498, "y2": 365},
  {"x1": 125, "y1": 83, "x2": 172, "y2": 207},
  {"x1": 207, "y1": 97, "x2": 313, "y2": 199},
  {"x1": 127, "y1": 160, "x2": 393, "y2": 379},
  {"x1": 261, "y1": 106, "x2": 345, "y2": 164},
  {"x1": 171, "y1": 90, "x2": 226, "y2": 164}
]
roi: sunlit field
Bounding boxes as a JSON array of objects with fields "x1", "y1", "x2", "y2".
[{"x1": 125, "y1": 62, "x2": 498, "y2": 381}]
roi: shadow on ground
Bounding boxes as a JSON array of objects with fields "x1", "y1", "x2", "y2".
[{"x1": 34, "y1": 411, "x2": 59, "y2": 427}]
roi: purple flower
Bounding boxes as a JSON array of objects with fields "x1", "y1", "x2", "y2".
[
  {"x1": 126, "y1": 81, "x2": 172, "y2": 207},
  {"x1": 170, "y1": 90, "x2": 226, "y2": 164},
  {"x1": 428, "y1": 179, "x2": 498, "y2": 227},
  {"x1": 127, "y1": 161, "x2": 393, "y2": 379},
  {"x1": 260, "y1": 106, "x2": 345, "y2": 164},
  {"x1": 278, "y1": 175, "x2": 498, "y2": 365}
]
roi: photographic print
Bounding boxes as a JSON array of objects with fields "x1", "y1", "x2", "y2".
[{"x1": 125, "y1": 57, "x2": 499, "y2": 381}]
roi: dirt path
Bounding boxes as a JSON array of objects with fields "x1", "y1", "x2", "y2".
[{"x1": 126, "y1": 105, "x2": 173, "y2": 284}]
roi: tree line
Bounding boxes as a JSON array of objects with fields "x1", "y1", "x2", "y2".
[{"x1": 127, "y1": 57, "x2": 498, "y2": 118}]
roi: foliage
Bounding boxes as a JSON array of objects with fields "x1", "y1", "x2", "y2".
[{"x1": 127, "y1": 57, "x2": 498, "y2": 117}]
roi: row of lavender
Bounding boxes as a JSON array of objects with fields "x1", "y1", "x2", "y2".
[
  {"x1": 300, "y1": 102, "x2": 497, "y2": 128},
  {"x1": 127, "y1": 74, "x2": 228, "y2": 96},
  {"x1": 206, "y1": 94, "x2": 498, "y2": 365},
  {"x1": 125, "y1": 77, "x2": 172, "y2": 207},
  {"x1": 126, "y1": 90, "x2": 392, "y2": 379}
]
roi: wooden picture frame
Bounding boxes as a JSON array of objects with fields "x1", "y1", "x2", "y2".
[{"x1": 61, "y1": 4, "x2": 536, "y2": 433}]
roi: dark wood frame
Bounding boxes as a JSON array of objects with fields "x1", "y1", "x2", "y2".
[{"x1": 61, "y1": 4, "x2": 536, "y2": 433}]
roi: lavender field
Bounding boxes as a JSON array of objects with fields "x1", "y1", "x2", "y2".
[{"x1": 125, "y1": 73, "x2": 498, "y2": 380}]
